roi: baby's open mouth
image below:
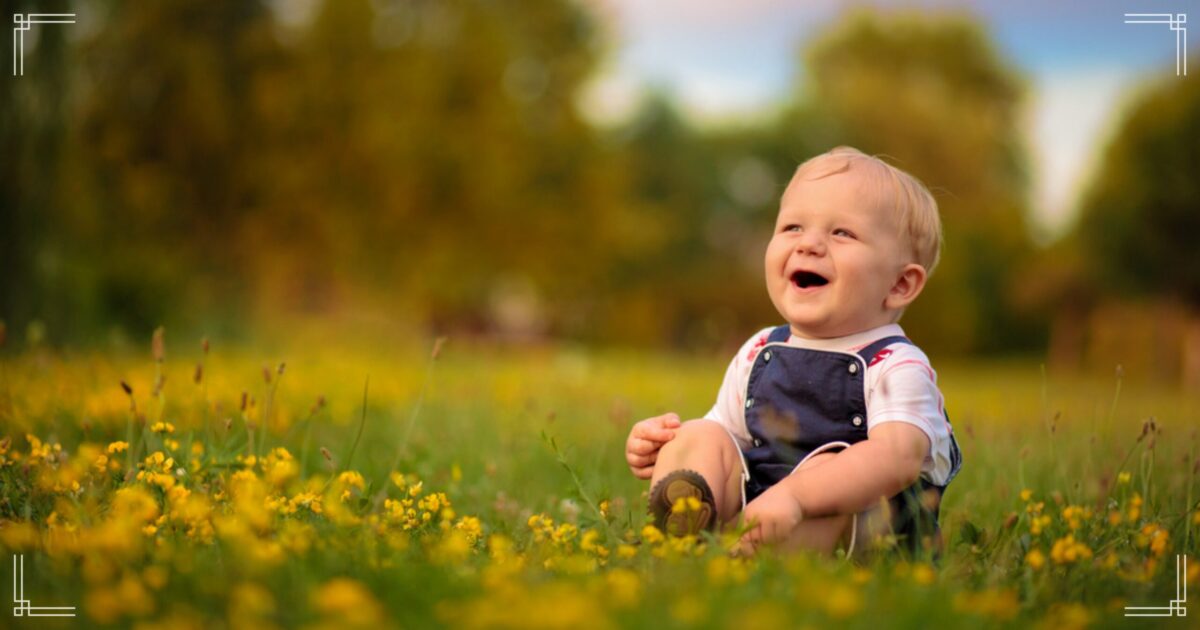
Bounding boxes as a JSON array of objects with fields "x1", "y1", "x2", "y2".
[{"x1": 791, "y1": 270, "x2": 829, "y2": 289}]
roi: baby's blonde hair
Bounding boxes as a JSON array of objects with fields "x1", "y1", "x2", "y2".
[{"x1": 792, "y1": 146, "x2": 942, "y2": 274}]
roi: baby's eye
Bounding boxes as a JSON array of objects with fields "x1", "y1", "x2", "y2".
[
  {"x1": 832, "y1": 228, "x2": 856, "y2": 239},
  {"x1": 783, "y1": 224, "x2": 801, "y2": 233}
]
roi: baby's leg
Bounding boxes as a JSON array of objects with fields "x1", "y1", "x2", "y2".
[
  {"x1": 650, "y1": 419, "x2": 745, "y2": 524},
  {"x1": 772, "y1": 451, "x2": 854, "y2": 553}
]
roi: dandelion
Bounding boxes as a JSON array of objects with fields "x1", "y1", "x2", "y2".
[
  {"x1": 108, "y1": 441, "x2": 129, "y2": 454},
  {"x1": 1117, "y1": 471, "x2": 1131, "y2": 484},
  {"x1": 1026, "y1": 549, "x2": 1046, "y2": 570},
  {"x1": 150, "y1": 422, "x2": 175, "y2": 434},
  {"x1": 1020, "y1": 488, "x2": 1033, "y2": 502}
]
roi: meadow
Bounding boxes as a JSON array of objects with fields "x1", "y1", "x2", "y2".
[{"x1": 1, "y1": 331, "x2": 1197, "y2": 629}]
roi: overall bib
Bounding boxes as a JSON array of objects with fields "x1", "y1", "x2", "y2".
[{"x1": 742, "y1": 325, "x2": 963, "y2": 552}]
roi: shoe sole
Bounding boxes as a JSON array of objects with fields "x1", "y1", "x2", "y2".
[{"x1": 649, "y1": 469, "x2": 716, "y2": 536}]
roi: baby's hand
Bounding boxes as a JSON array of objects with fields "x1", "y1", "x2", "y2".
[
  {"x1": 624, "y1": 413, "x2": 682, "y2": 479},
  {"x1": 737, "y1": 483, "x2": 804, "y2": 554}
]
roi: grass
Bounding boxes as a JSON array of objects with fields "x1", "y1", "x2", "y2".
[{"x1": 0, "y1": 335, "x2": 1197, "y2": 628}]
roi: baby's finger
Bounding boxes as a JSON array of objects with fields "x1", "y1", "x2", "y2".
[
  {"x1": 627, "y1": 437, "x2": 663, "y2": 456},
  {"x1": 625, "y1": 450, "x2": 657, "y2": 469},
  {"x1": 660, "y1": 413, "x2": 681, "y2": 428},
  {"x1": 631, "y1": 465, "x2": 654, "y2": 480},
  {"x1": 633, "y1": 423, "x2": 676, "y2": 443}
]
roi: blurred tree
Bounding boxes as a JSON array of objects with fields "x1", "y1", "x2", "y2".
[
  {"x1": 780, "y1": 9, "x2": 1038, "y2": 354},
  {"x1": 1076, "y1": 70, "x2": 1200, "y2": 306},
  {"x1": 0, "y1": 0, "x2": 74, "y2": 340},
  {"x1": 76, "y1": 0, "x2": 285, "y2": 332},
  {"x1": 259, "y1": 0, "x2": 619, "y2": 335},
  {"x1": 1074, "y1": 65, "x2": 1200, "y2": 387}
]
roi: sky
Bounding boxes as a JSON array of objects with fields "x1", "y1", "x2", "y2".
[{"x1": 580, "y1": 0, "x2": 1196, "y2": 240}]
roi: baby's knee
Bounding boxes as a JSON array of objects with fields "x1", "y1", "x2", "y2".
[{"x1": 670, "y1": 419, "x2": 735, "y2": 449}]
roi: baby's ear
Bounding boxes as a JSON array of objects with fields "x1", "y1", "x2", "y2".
[{"x1": 885, "y1": 263, "x2": 927, "y2": 310}]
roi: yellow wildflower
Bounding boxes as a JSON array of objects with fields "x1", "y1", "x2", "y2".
[
  {"x1": 641, "y1": 524, "x2": 664, "y2": 545},
  {"x1": 1050, "y1": 535, "x2": 1093, "y2": 565}
]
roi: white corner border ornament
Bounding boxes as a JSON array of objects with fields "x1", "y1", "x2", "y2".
[
  {"x1": 1124, "y1": 12, "x2": 1188, "y2": 76},
  {"x1": 12, "y1": 554, "x2": 76, "y2": 617},
  {"x1": 1125, "y1": 554, "x2": 1188, "y2": 617},
  {"x1": 11, "y1": 12, "x2": 75, "y2": 77}
]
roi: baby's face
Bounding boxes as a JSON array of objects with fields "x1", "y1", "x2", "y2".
[{"x1": 764, "y1": 169, "x2": 915, "y2": 339}]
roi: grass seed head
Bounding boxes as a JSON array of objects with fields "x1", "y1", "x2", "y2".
[
  {"x1": 194, "y1": 363, "x2": 203, "y2": 384},
  {"x1": 201, "y1": 337, "x2": 209, "y2": 354},
  {"x1": 152, "y1": 327, "x2": 165, "y2": 363}
]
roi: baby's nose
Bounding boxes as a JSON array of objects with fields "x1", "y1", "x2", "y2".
[{"x1": 795, "y1": 231, "x2": 827, "y2": 254}]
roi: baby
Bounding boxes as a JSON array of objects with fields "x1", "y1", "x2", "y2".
[{"x1": 624, "y1": 146, "x2": 963, "y2": 555}]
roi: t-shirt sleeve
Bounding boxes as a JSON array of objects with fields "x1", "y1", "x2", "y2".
[
  {"x1": 703, "y1": 328, "x2": 772, "y2": 450},
  {"x1": 866, "y1": 347, "x2": 955, "y2": 485}
]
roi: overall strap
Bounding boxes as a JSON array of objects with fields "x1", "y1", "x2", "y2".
[
  {"x1": 767, "y1": 325, "x2": 791, "y2": 343},
  {"x1": 856, "y1": 335, "x2": 911, "y2": 363}
]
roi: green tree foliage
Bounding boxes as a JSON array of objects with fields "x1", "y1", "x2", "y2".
[
  {"x1": 1, "y1": 0, "x2": 74, "y2": 335},
  {"x1": 780, "y1": 10, "x2": 1037, "y2": 353},
  {"x1": 3, "y1": 3, "x2": 1052, "y2": 354},
  {"x1": 1076, "y1": 67, "x2": 1200, "y2": 306}
]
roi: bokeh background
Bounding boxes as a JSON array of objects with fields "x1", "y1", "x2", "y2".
[{"x1": 3, "y1": 0, "x2": 1198, "y2": 385}]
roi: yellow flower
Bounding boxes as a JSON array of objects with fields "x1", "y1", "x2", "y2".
[
  {"x1": 1020, "y1": 488, "x2": 1033, "y2": 502},
  {"x1": 824, "y1": 584, "x2": 862, "y2": 619},
  {"x1": 150, "y1": 421, "x2": 175, "y2": 434},
  {"x1": 953, "y1": 588, "x2": 1019, "y2": 621},
  {"x1": 1128, "y1": 493, "x2": 1142, "y2": 521},
  {"x1": 107, "y1": 441, "x2": 129, "y2": 454},
  {"x1": 1050, "y1": 535, "x2": 1092, "y2": 565},
  {"x1": 911, "y1": 563, "x2": 936, "y2": 585},
  {"x1": 1137, "y1": 523, "x2": 1169, "y2": 558},
  {"x1": 312, "y1": 578, "x2": 385, "y2": 627},
  {"x1": 1025, "y1": 549, "x2": 1046, "y2": 570},
  {"x1": 641, "y1": 524, "x2": 664, "y2": 545}
]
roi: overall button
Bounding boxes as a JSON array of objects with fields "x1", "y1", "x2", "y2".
[
  {"x1": 745, "y1": 398, "x2": 754, "y2": 409},
  {"x1": 848, "y1": 362, "x2": 859, "y2": 375},
  {"x1": 753, "y1": 438, "x2": 762, "y2": 447},
  {"x1": 763, "y1": 351, "x2": 771, "y2": 362},
  {"x1": 851, "y1": 415, "x2": 864, "y2": 427}
]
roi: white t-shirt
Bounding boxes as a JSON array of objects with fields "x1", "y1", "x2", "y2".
[{"x1": 704, "y1": 323, "x2": 957, "y2": 486}]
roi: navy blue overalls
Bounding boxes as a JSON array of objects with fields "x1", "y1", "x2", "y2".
[{"x1": 742, "y1": 325, "x2": 963, "y2": 552}]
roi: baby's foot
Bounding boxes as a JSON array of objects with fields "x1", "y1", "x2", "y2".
[{"x1": 648, "y1": 469, "x2": 716, "y2": 536}]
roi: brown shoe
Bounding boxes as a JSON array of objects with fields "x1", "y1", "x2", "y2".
[{"x1": 648, "y1": 469, "x2": 716, "y2": 536}]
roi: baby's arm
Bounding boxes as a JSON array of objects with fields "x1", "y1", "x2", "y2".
[
  {"x1": 777, "y1": 422, "x2": 929, "y2": 518},
  {"x1": 738, "y1": 423, "x2": 927, "y2": 550},
  {"x1": 624, "y1": 413, "x2": 682, "y2": 479}
]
